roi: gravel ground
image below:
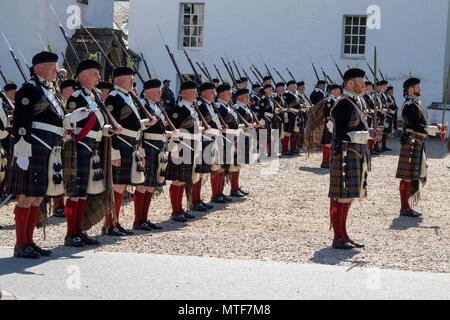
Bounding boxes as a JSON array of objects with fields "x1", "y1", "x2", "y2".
[{"x1": 1, "y1": 137, "x2": 449, "y2": 273}]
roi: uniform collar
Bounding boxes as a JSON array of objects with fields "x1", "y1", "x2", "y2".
[
  {"x1": 343, "y1": 89, "x2": 359, "y2": 100},
  {"x1": 36, "y1": 75, "x2": 52, "y2": 89},
  {"x1": 114, "y1": 85, "x2": 129, "y2": 95}
]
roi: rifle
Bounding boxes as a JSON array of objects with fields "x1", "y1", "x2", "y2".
[
  {"x1": 221, "y1": 57, "x2": 238, "y2": 88},
  {"x1": 378, "y1": 68, "x2": 386, "y2": 81},
  {"x1": 442, "y1": 64, "x2": 450, "y2": 125},
  {"x1": 366, "y1": 62, "x2": 376, "y2": 78},
  {"x1": 232, "y1": 59, "x2": 243, "y2": 79},
  {"x1": 264, "y1": 64, "x2": 275, "y2": 81},
  {"x1": 248, "y1": 65, "x2": 263, "y2": 83},
  {"x1": 0, "y1": 66, "x2": 8, "y2": 85},
  {"x1": 202, "y1": 62, "x2": 213, "y2": 80},
  {"x1": 330, "y1": 55, "x2": 344, "y2": 80},
  {"x1": 183, "y1": 50, "x2": 201, "y2": 84},
  {"x1": 372, "y1": 47, "x2": 378, "y2": 129},
  {"x1": 311, "y1": 62, "x2": 320, "y2": 82},
  {"x1": 140, "y1": 53, "x2": 153, "y2": 79},
  {"x1": 0, "y1": 90, "x2": 14, "y2": 112},
  {"x1": 110, "y1": 30, "x2": 145, "y2": 84},
  {"x1": 80, "y1": 35, "x2": 91, "y2": 57},
  {"x1": 286, "y1": 67, "x2": 296, "y2": 82},
  {"x1": 252, "y1": 64, "x2": 265, "y2": 81},
  {"x1": 157, "y1": 27, "x2": 187, "y2": 83},
  {"x1": 273, "y1": 67, "x2": 286, "y2": 83},
  {"x1": 61, "y1": 51, "x2": 74, "y2": 78},
  {"x1": 320, "y1": 66, "x2": 332, "y2": 84},
  {"x1": 195, "y1": 61, "x2": 211, "y2": 82},
  {"x1": 49, "y1": 4, "x2": 80, "y2": 64},
  {"x1": 213, "y1": 64, "x2": 225, "y2": 83},
  {"x1": 2, "y1": 33, "x2": 28, "y2": 82}
]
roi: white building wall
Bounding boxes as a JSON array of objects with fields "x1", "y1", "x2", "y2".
[
  {"x1": 0, "y1": 0, "x2": 114, "y2": 85},
  {"x1": 128, "y1": 0, "x2": 449, "y2": 112}
]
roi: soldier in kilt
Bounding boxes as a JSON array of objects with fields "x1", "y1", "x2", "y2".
[
  {"x1": 103, "y1": 67, "x2": 155, "y2": 235},
  {"x1": 328, "y1": 68, "x2": 370, "y2": 250},
  {"x1": 296, "y1": 81, "x2": 312, "y2": 150},
  {"x1": 282, "y1": 81, "x2": 303, "y2": 156},
  {"x1": 320, "y1": 84, "x2": 341, "y2": 168},
  {"x1": 137, "y1": 79, "x2": 167, "y2": 230},
  {"x1": 7, "y1": 52, "x2": 85, "y2": 258},
  {"x1": 395, "y1": 78, "x2": 444, "y2": 217},
  {"x1": 63, "y1": 60, "x2": 120, "y2": 247},
  {"x1": 166, "y1": 81, "x2": 202, "y2": 222},
  {"x1": 257, "y1": 84, "x2": 276, "y2": 157}
]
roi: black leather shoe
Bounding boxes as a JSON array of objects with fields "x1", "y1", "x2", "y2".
[
  {"x1": 238, "y1": 188, "x2": 249, "y2": 196},
  {"x1": 381, "y1": 147, "x2": 392, "y2": 151},
  {"x1": 116, "y1": 224, "x2": 134, "y2": 235},
  {"x1": 332, "y1": 239, "x2": 355, "y2": 250},
  {"x1": 104, "y1": 226, "x2": 126, "y2": 236},
  {"x1": 53, "y1": 208, "x2": 66, "y2": 218},
  {"x1": 320, "y1": 163, "x2": 330, "y2": 169},
  {"x1": 79, "y1": 233, "x2": 100, "y2": 245},
  {"x1": 230, "y1": 190, "x2": 245, "y2": 197},
  {"x1": 346, "y1": 238, "x2": 365, "y2": 248},
  {"x1": 200, "y1": 201, "x2": 214, "y2": 209},
  {"x1": 65, "y1": 235, "x2": 85, "y2": 247},
  {"x1": 400, "y1": 208, "x2": 422, "y2": 217},
  {"x1": 191, "y1": 202, "x2": 207, "y2": 212},
  {"x1": 281, "y1": 151, "x2": 290, "y2": 156},
  {"x1": 14, "y1": 245, "x2": 40, "y2": 259},
  {"x1": 211, "y1": 195, "x2": 227, "y2": 203},
  {"x1": 30, "y1": 243, "x2": 52, "y2": 256},
  {"x1": 222, "y1": 194, "x2": 233, "y2": 202},
  {"x1": 182, "y1": 210, "x2": 195, "y2": 219},
  {"x1": 172, "y1": 213, "x2": 187, "y2": 222},
  {"x1": 133, "y1": 221, "x2": 153, "y2": 231},
  {"x1": 147, "y1": 220, "x2": 162, "y2": 230}
]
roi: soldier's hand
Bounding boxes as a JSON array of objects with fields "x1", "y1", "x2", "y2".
[
  {"x1": 69, "y1": 107, "x2": 90, "y2": 123},
  {"x1": 112, "y1": 124, "x2": 123, "y2": 135},
  {"x1": 145, "y1": 116, "x2": 157, "y2": 127},
  {"x1": 112, "y1": 159, "x2": 121, "y2": 167}
]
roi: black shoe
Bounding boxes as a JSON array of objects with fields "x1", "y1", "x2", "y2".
[
  {"x1": 14, "y1": 245, "x2": 40, "y2": 259},
  {"x1": 220, "y1": 193, "x2": 233, "y2": 202},
  {"x1": 400, "y1": 208, "x2": 422, "y2": 217},
  {"x1": 281, "y1": 151, "x2": 290, "y2": 156},
  {"x1": 172, "y1": 212, "x2": 187, "y2": 222},
  {"x1": 238, "y1": 188, "x2": 249, "y2": 196},
  {"x1": 133, "y1": 221, "x2": 153, "y2": 231},
  {"x1": 53, "y1": 208, "x2": 66, "y2": 218},
  {"x1": 211, "y1": 195, "x2": 227, "y2": 203},
  {"x1": 346, "y1": 238, "x2": 365, "y2": 248},
  {"x1": 79, "y1": 232, "x2": 100, "y2": 245},
  {"x1": 320, "y1": 163, "x2": 330, "y2": 169},
  {"x1": 230, "y1": 190, "x2": 245, "y2": 197},
  {"x1": 64, "y1": 235, "x2": 85, "y2": 247},
  {"x1": 116, "y1": 224, "x2": 134, "y2": 235},
  {"x1": 147, "y1": 220, "x2": 162, "y2": 230},
  {"x1": 182, "y1": 210, "x2": 195, "y2": 219},
  {"x1": 191, "y1": 201, "x2": 207, "y2": 212},
  {"x1": 103, "y1": 226, "x2": 126, "y2": 237},
  {"x1": 200, "y1": 201, "x2": 214, "y2": 210},
  {"x1": 30, "y1": 243, "x2": 52, "y2": 256},
  {"x1": 381, "y1": 147, "x2": 392, "y2": 151},
  {"x1": 332, "y1": 239, "x2": 355, "y2": 250}
]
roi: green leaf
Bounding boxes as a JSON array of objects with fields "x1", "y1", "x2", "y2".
[
  {"x1": 47, "y1": 41, "x2": 54, "y2": 53},
  {"x1": 151, "y1": 67, "x2": 158, "y2": 79},
  {"x1": 7, "y1": 78, "x2": 15, "y2": 84},
  {"x1": 183, "y1": 74, "x2": 192, "y2": 81},
  {"x1": 126, "y1": 57, "x2": 134, "y2": 69},
  {"x1": 89, "y1": 53, "x2": 98, "y2": 61}
]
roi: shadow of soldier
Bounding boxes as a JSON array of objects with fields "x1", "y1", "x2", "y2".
[
  {"x1": 389, "y1": 216, "x2": 423, "y2": 230},
  {"x1": 309, "y1": 247, "x2": 362, "y2": 267},
  {"x1": 298, "y1": 166, "x2": 329, "y2": 175}
]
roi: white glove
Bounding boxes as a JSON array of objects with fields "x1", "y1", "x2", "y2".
[
  {"x1": 425, "y1": 126, "x2": 439, "y2": 136},
  {"x1": 16, "y1": 157, "x2": 29, "y2": 170},
  {"x1": 69, "y1": 107, "x2": 90, "y2": 123},
  {"x1": 347, "y1": 131, "x2": 370, "y2": 144},
  {"x1": 326, "y1": 120, "x2": 333, "y2": 133}
]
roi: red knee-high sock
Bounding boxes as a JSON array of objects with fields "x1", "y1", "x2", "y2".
[
  {"x1": 382, "y1": 133, "x2": 387, "y2": 148},
  {"x1": 290, "y1": 135, "x2": 297, "y2": 151},
  {"x1": 281, "y1": 137, "x2": 289, "y2": 152},
  {"x1": 55, "y1": 196, "x2": 65, "y2": 210},
  {"x1": 27, "y1": 206, "x2": 41, "y2": 244},
  {"x1": 340, "y1": 203, "x2": 350, "y2": 240},
  {"x1": 14, "y1": 206, "x2": 30, "y2": 248},
  {"x1": 375, "y1": 141, "x2": 379, "y2": 149},
  {"x1": 104, "y1": 210, "x2": 113, "y2": 228},
  {"x1": 76, "y1": 199, "x2": 87, "y2": 234},
  {"x1": 133, "y1": 190, "x2": 146, "y2": 223},
  {"x1": 113, "y1": 191, "x2": 123, "y2": 225},
  {"x1": 218, "y1": 171, "x2": 225, "y2": 194},
  {"x1": 231, "y1": 170, "x2": 240, "y2": 192},
  {"x1": 191, "y1": 178, "x2": 202, "y2": 204},
  {"x1": 210, "y1": 172, "x2": 219, "y2": 197},
  {"x1": 170, "y1": 184, "x2": 178, "y2": 215},
  {"x1": 329, "y1": 200, "x2": 342, "y2": 241},
  {"x1": 322, "y1": 147, "x2": 330, "y2": 165},
  {"x1": 64, "y1": 200, "x2": 78, "y2": 236},
  {"x1": 142, "y1": 191, "x2": 153, "y2": 222},
  {"x1": 368, "y1": 139, "x2": 374, "y2": 151},
  {"x1": 399, "y1": 180, "x2": 411, "y2": 210},
  {"x1": 177, "y1": 185, "x2": 185, "y2": 212}
]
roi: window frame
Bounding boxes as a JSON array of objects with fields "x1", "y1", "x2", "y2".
[
  {"x1": 178, "y1": 2, "x2": 205, "y2": 50},
  {"x1": 342, "y1": 15, "x2": 367, "y2": 59}
]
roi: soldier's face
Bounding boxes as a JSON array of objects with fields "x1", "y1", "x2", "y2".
[
  {"x1": 349, "y1": 78, "x2": 364, "y2": 95},
  {"x1": 288, "y1": 84, "x2": 296, "y2": 92},
  {"x1": 114, "y1": 75, "x2": 134, "y2": 91},
  {"x1": 181, "y1": 88, "x2": 198, "y2": 103},
  {"x1": 219, "y1": 90, "x2": 232, "y2": 103},
  {"x1": 5, "y1": 90, "x2": 16, "y2": 101},
  {"x1": 297, "y1": 85, "x2": 305, "y2": 92},
  {"x1": 237, "y1": 94, "x2": 250, "y2": 104},
  {"x1": 276, "y1": 87, "x2": 284, "y2": 95},
  {"x1": 410, "y1": 85, "x2": 421, "y2": 97},
  {"x1": 35, "y1": 62, "x2": 59, "y2": 82},
  {"x1": 318, "y1": 84, "x2": 326, "y2": 91},
  {"x1": 79, "y1": 68, "x2": 101, "y2": 89},
  {"x1": 62, "y1": 87, "x2": 74, "y2": 100},
  {"x1": 330, "y1": 88, "x2": 340, "y2": 98},
  {"x1": 99, "y1": 88, "x2": 110, "y2": 101},
  {"x1": 201, "y1": 88, "x2": 216, "y2": 102},
  {"x1": 365, "y1": 85, "x2": 372, "y2": 92},
  {"x1": 145, "y1": 87, "x2": 162, "y2": 102},
  {"x1": 264, "y1": 87, "x2": 273, "y2": 95},
  {"x1": 382, "y1": 84, "x2": 388, "y2": 91}
]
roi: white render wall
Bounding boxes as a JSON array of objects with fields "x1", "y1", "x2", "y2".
[
  {"x1": 128, "y1": 0, "x2": 449, "y2": 113},
  {"x1": 0, "y1": 0, "x2": 114, "y2": 85}
]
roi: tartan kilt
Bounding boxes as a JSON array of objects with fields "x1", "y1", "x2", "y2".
[
  {"x1": 321, "y1": 124, "x2": 332, "y2": 145},
  {"x1": 143, "y1": 139, "x2": 166, "y2": 187},
  {"x1": 329, "y1": 142, "x2": 367, "y2": 199},
  {"x1": 395, "y1": 135, "x2": 424, "y2": 181},
  {"x1": 224, "y1": 136, "x2": 238, "y2": 166},
  {"x1": 165, "y1": 141, "x2": 194, "y2": 182},
  {"x1": 195, "y1": 139, "x2": 212, "y2": 174},
  {"x1": 112, "y1": 134, "x2": 138, "y2": 185},
  {"x1": 8, "y1": 129, "x2": 63, "y2": 197},
  {"x1": 72, "y1": 137, "x2": 100, "y2": 197},
  {"x1": 237, "y1": 133, "x2": 251, "y2": 164}
]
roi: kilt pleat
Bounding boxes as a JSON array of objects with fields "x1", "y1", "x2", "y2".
[
  {"x1": 195, "y1": 140, "x2": 212, "y2": 174},
  {"x1": 395, "y1": 135, "x2": 424, "y2": 181},
  {"x1": 329, "y1": 142, "x2": 367, "y2": 199},
  {"x1": 143, "y1": 139, "x2": 165, "y2": 187},
  {"x1": 165, "y1": 140, "x2": 194, "y2": 182},
  {"x1": 112, "y1": 134, "x2": 137, "y2": 185},
  {"x1": 73, "y1": 137, "x2": 100, "y2": 197},
  {"x1": 7, "y1": 129, "x2": 62, "y2": 197}
]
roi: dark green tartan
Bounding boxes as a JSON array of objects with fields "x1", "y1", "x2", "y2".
[
  {"x1": 166, "y1": 141, "x2": 194, "y2": 183},
  {"x1": 143, "y1": 139, "x2": 166, "y2": 187},
  {"x1": 73, "y1": 137, "x2": 100, "y2": 197},
  {"x1": 112, "y1": 134, "x2": 137, "y2": 185},
  {"x1": 395, "y1": 134, "x2": 424, "y2": 181},
  {"x1": 329, "y1": 142, "x2": 367, "y2": 199},
  {"x1": 195, "y1": 139, "x2": 212, "y2": 173},
  {"x1": 8, "y1": 129, "x2": 62, "y2": 197}
]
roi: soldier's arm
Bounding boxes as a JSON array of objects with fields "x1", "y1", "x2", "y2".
[
  {"x1": 403, "y1": 103, "x2": 427, "y2": 134},
  {"x1": 332, "y1": 101, "x2": 352, "y2": 141}
]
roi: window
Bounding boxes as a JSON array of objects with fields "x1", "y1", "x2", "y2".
[
  {"x1": 180, "y1": 3, "x2": 204, "y2": 48},
  {"x1": 77, "y1": 0, "x2": 88, "y2": 4},
  {"x1": 343, "y1": 15, "x2": 366, "y2": 57}
]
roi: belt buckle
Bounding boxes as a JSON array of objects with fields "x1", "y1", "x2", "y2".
[
  {"x1": 53, "y1": 146, "x2": 62, "y2": 154},
  {"x1": 95, "y1": 131, "x2": 102, "y2": 142}
]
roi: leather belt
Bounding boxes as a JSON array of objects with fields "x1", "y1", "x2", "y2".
[{"x1": 32, "y1": 122, "x2": 65, "y2": 136}]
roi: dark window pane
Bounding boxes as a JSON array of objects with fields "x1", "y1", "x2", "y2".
[
  {"x1": 353, "y1": 17, "x2": 359, "y2": 24},
  {"x1": 352, "y1": 26, "x2": 358, "y2": 34},
  {"x1": 183, "y1": 37, "x2": 190, "y2": 47},
  {"x1": 345, "y1": 26, "x2": 351, "y2": 34},
  {"x1": 360, "y1": 16, "x2": 367, "y2": 25},
  {"x1": 184, "y1": 4, "x2": 190, "y2": 14},
  {"x1": 191, "y1": 37, "x2": 197, "y2": 47},
  {"x1": 198, "y1": 26, "x2": 204, "y2": 37},
  {"x1": 352, "y1": 36, "x2": 358, "y2": 44},
  {"x1": 351, "y1": 46, "x2": 357, "y2": 54},
  {"x1": 184, "y1": 15, "x2": 190, "y2": 25},
  {"x1": 360, "y1": 26, "x2": 366, "y2": 35},
  {"x1": 359, "y1": 46, "x2": 365, "y2": 54},
  {"x1": 346, "y1": 16, "x2": 352, "y2": 25},
  {"x1": 359, "y1": 36, "x2": 366, "y2": 44},
  {"x1": 345, "y1": 36, "x2": 351, "y2": 44},
  {"x1": 344, "y1": 45, "x2": 350, "y2": 54},
  {"x1": 184, "y1": 26, "x2": 190, "y2": 36},
  {"x1": 192, "y1": 15, "x2": 198, "y2": 25}
]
